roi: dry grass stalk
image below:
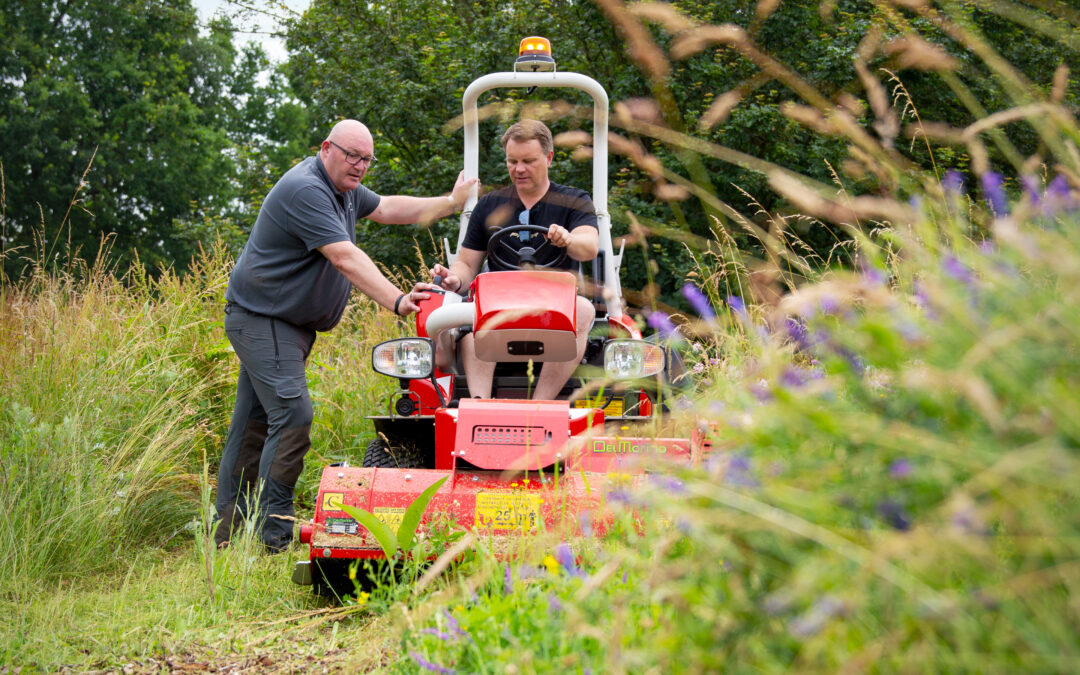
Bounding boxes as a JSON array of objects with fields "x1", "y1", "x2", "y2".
[
  {"x1": 594, "y1": 0, "x2": 671, "y2": 82},
  {"x1": 626, "y1": 1, "x2": 695, "y2": 34},
  {"x1": 882, "y1": 35, "x2": 960, "y2": 71}
]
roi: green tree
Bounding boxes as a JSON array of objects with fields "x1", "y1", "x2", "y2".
[{"x1": 0, "y1": 0, "x2": 313, "y2": 276}]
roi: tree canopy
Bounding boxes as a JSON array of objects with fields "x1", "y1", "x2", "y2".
[{"x1": 0, "y1": 0, "x2": 313, "y2": 275}]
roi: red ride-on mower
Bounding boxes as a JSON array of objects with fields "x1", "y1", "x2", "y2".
[{"x1": 292, "y1": 37, "x2": 703, "y2": 596}]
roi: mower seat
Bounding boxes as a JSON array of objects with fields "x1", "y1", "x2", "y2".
[{"x1": 472, "y1": 270, "x2": 578, "y2": 362}]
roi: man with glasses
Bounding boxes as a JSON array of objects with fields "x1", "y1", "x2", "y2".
[
  {"x1": 216, "y1": 118, "x2": 476, "y2": 552},
  {"x1": 430, "y1": 119, "x2": 599, "y2": 400}
]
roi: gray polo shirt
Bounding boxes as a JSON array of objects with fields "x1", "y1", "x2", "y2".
[{"x1": 225, "y1": 155, "x2": 381, "y2": 331}]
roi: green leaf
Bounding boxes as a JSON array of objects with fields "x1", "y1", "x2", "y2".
[
  {"x1": 397, "y1": 475, "x2": 449, "y2": 551},
  {"x1": 341, "y1": 503, "x2": 398, "y2": 559}
]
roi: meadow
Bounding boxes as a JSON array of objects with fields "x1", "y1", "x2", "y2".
[{"x1": 3, "y1": 0, "x2": 1080, "y2": 672}]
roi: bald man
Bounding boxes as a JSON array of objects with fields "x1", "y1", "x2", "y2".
[{"x1": 216, "y1": 119, "x2": 477, "y2": 552}]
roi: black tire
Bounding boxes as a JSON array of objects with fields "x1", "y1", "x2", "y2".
[{"x1": 362, "y1": 437, "x2": 425, "y2": 469}]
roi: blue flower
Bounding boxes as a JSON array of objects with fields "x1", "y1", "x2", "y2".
[
  {"x1": 981, "y1": 171, "x2": 1009, "y2": 216},
  {"x1": 681, "y1": 283, "x2": 717, "y2": 323}
]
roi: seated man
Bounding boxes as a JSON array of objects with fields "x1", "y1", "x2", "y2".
[{"x1": 430, "y1": 119, "x2": 599, "y2": 400}]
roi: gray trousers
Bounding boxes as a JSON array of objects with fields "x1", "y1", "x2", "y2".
[{"x1": 215, "y1": 305, "x2": 316, "y2": 551}]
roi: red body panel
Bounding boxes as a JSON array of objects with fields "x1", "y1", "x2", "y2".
[{"x1": 473, "y1": 270, "x2": 577, "y2": 332}]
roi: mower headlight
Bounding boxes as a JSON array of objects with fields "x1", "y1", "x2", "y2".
[
  {"x1": 603, "y1": 339, "x2": 665, "y2": 380},
  {"x1": 372, "y1": 338, "x2": 433, "y2": 379}
]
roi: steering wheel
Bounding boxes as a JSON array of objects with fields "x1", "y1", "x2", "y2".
[{"x1": 487, "y1": 224, "x2": 569, "y2": 271}]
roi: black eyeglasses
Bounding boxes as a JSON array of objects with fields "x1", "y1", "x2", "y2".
[{"x1": 329, "y1": 140, "x2": 376, "y2": 167}]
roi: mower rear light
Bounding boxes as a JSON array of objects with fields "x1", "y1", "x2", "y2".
[
  {"x1": 372, "y1": 338, "x2": 433, "y2": 379},
  {"x1": 604, "y1": 339, "x2": 665, "y2": 380}
]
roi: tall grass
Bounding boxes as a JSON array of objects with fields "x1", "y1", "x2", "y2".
[{"x1": 0, "y1": 237, "x2": 415, "y2": 667}]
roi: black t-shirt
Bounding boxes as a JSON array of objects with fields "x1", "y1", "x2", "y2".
[
  {"x1": 461, "y1": 182, "x2": 598, "y2": 272},
  {"x1": 225, "y1": 155, "x2": 381, "y2": 331}
]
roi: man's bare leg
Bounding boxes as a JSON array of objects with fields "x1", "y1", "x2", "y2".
[
  {"x1": 532, "y1": 297, "x2": 595, "y2": 400},
  {"x1": 461, "y1": 332, "x2": 496, "y2": 398}
]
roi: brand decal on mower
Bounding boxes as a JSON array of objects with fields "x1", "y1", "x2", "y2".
[
  {"x1": 321, "y1": 492, "x2": 345, "y2": 511},
  {"x1": 374, "y1": 507, "x2": 406, "y2": 530},
  {"x1": 475, "y1": 492, "x2": 542, "y2": 531},
  {"x1": 587, "y1": 438, "x2": 671, "y2": 455}
]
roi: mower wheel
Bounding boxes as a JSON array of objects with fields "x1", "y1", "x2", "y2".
[{"x1": 362, "y1": 438, "x2": 425, "y2": 468}]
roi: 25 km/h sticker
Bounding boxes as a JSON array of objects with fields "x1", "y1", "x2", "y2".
[{"x1": 475, "y1": 492, "x2": 542, "y2": 531}]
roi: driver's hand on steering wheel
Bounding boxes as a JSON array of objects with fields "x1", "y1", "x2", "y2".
[{"x1": 546, "y1": 224, "x2": 573, "y2": 248}]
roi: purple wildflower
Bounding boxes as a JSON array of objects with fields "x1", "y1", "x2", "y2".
[
  {"x1": 784, "y1": 317, "x2": 810, "y2": 350},
  {"x1": 555, "y1": 543, "x2": 585, "y2": 577},
  {"x1": 724, "y1": 453, "x2": 759, "y2": 488},
  {"x1": 503, "y1": 564, "x2": 513, "y2": 594},
  {"x1": 789, "y1": 596, "x2": 846, "y2": 638},
  {"x1": 1021, "y1": 175, "x2": 1041, "y2": 207},
  {"x1": 681, "y1": 283, "x2": 717, "y2": 323},
  {"x1": 1043, "y1": 175, "x2": 1077, "y2": 215},
  {"x1": 750, "y1": 379, "x2": 773, "y2": 402},
  {"x1": 726, "y1": 294, "x2": 747, "y2": 317},
  {"x1": 577, "y1": 510, "x2": 593, "y2": 537},
  {"x1": 410, "y1": 652, "x2": 455, "y2": 674},
  {"x1": 942, "y1": 170, "x2": 965, "y2": 195},
  {"x1": 548, "y1": 592, "x2": 563, "y2": 614},
  {"x1": 420, "y1": 628, "x2": 456, "y2": 641},
  {"x1": 781, "y1": 367, "x2": 809, "y2": 389},
  {"x1": 888, "y1": 458, "x2": 913, "y2": 479},
  {"x1": 442, "y1": 610, "x2": 467, "y2": 638},
  {"x1": 981, "y1": 171, "x2": 1009, "y2": 216},
  {"x1": 647, "y1": 310, "x2": 678, "y2": 339},
  {"x1": 650, "y1": 474, "x2": 687, "y2": 495},
  {"x1": 877, "y1": 499, "x2": 911, "y2": 531},
  {"x1": 676, "y1": 518, "x2": 693, "y2": 534},
  {"x1": 818, "y1": 295, "x2": 839, "y2": 315},
  {"x1": 606, "y1": 488, "x2": 635, "y2": 505},
  {"x1": 942, "y1": 255, "x2": 975, "y2": 285}
]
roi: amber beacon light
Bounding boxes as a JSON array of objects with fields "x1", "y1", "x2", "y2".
[{"x1": 515, "y1": 36, "x2": 555, "y2": 72}]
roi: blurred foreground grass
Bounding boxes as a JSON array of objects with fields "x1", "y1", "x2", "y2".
[{"x1": 2, "y1": 0, "x2": 1080, "y2": 671}]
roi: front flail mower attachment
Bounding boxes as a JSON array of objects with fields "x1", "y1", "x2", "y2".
[{"x1": 293, "y1": 399, "x2": 701, "y2": 595}]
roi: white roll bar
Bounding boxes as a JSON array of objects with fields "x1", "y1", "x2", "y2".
[{"x1": 451, "y1": 71, "x2": 623, "y2": 318}]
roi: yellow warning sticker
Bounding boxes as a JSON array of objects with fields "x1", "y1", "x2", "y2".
[
  {"x1": 374, "y1": 507, "x2": 406, "y2": 531},
  {"x1": 475, "y1": 492, "x2": 542, "y2": 531},
  {"x1": 321, "y1": 492, "x2": 344, "y2": 511},
  {"x1": 573, "y1": 397, "x2": 624, "y2": 416}
]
